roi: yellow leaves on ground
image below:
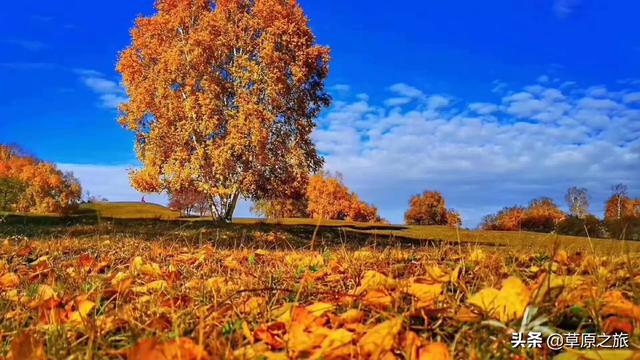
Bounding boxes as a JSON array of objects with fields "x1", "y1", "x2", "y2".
[
  {"x1": 2, "y1": 235, "x2": 639, "y2": 359},
  {"x1": 601, "y1": 291, "x2": 640, "y2": 321},
  {"x1": 419, "y1": 342, "x2": 453, "y2": 360},
  {"x1": 305, "y1": 302, "x2": 335, "y2": 317},
  {"x1": 355, "y1": 266, "x2": 454, "y2": 309},
  {"x1": 468, "y1": 276, "x2": 530, "y2": 322},
  {"x1": 0, "y1": 272, "x2": 19, "y2": 289},
  {"x1": 128, "y1": 337, "x2": 210, "y2": 360},
  {"x1": 133, "y1": 280, "x2": 168, "y2": 294},
  {"x1": 66, "y1": 299, "x2": 95, "y2": 326},
  {"x1": 406, "y1": 281, "x2": 443, "y2": 308},
  {"x1": 355, "y1": 270, "x2": 397, "y2": 295},
  {"x1": 131, "y1": 256, "x2": 162, "y2": 277},
  {"x1": 7, "y1": 331, "x2": 46, "y2": 360},
  {"x1": 357, "y1": 317, "x2": 403, "y2": 358}
]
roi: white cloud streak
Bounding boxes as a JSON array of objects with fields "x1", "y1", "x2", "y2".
[{"x1": 75, "y1": 69, "x2": 127, "y2": 109}]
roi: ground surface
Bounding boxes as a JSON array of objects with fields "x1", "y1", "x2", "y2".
[{"x1": 1, "y1": 204, "x2": 639, "y2": 359}]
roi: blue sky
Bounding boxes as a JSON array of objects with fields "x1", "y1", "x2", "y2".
[{"x1": 1, "y1": 0, "x2": 640, "y2": 226}]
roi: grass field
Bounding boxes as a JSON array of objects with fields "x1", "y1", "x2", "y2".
[{"x1": 1, "y1": 203, "x2": 639, "y2": 359}]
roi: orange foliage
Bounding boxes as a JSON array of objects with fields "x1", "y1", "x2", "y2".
[
  {"x1": 404, "y1": 191, "x2": 461, "y2": 226},
  {"x1": 251, "y1": 199, "x2": 309, "y2": 219},
  {"x1": 168, "y1": 187, "x2": 209, "y2": 217},
  {"x1": 445, "y1": 209, "x2": 462, "y2": 227},
  {"x1": 116, "y1": 0, "x2": 330, "y2": 222},
  {"x1": 520, "y1": 197, "x2": 566, "y2": 232},
  {"x1": 482, "y1": 198, "x2": 565, "y2": 233},
  {"x1": 0, "y1": 145, "x2": 81, "y2": 214},
  {"x1": 306, "y1": 172, "x2": 380, "y2": 222},
  {"x1": 604, "y1": 194, "x2": 636, "y2": 220}
]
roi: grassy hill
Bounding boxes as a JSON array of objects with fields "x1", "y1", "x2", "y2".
[
  {"x1": 79, "y1": 202, "x2": 181, "y2": 220},
  {"x1": 3, "y1": 201, "x2": 637, "y2": 253}
]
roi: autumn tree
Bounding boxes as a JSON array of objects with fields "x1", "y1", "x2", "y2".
[
  {"x1": 404, "y1": 191, "x2": 451, "y2": 226},
  {"x1": 0, "y1": 177, "x2": 25, "y2": 211},
  {"x1": 251, "y1": 198, "x2": 308, "y2": 219},
  {"x1": 604, "y1": 184, "x2": 635, "y2": 220},
  {"x1": 117, "y1": 0, "x2": 330, "y2": 222},
  {"x1": 481, "y1": 206, "x2": 526, "y2": 231},
  {"x1": 446, "y1": 209, "x2": 462, "y2": 228},
  {"x1": 168, "y1": 187, "x2": 209, "y2": 217},
  {"x1": 0, "y1": 145, "x2": 82, "y2": 214},
  {"x1": 306, "y1": 172, "x2": 380, "y2": 223},
  {"x1": 565, "y1": 186, "x2": 589, "y2": 218},
  {"x1": 521, "y1": 197, "x2": 566, "y2": 232}
]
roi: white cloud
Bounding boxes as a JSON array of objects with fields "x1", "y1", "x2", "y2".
[
  {"x1": 389, "y1": 83, "x2": 424, "y2": 98},
  {"x1": 75, "y1": 69, "x2": 127, "y2": 109},
  {"x1": 468, "y1": 102, "x2": 499, "y2": 115},
  {"x1": 330, "y1": 84, "x2": 350, "y2": 92},
  {"x1": 623, "y1": 92, "x2": 640, "y2": 104},
  {"x1": 313, "y1": 80, "x2": 640, "y2": 227},
  {"x1": 537, "y1": 75, "x2": 550, "y2": 83},
  {"x1": 427, "y1": 95, "x2": 450, "y2": 110}
]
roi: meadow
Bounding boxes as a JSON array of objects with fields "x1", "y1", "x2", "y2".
[{"x1": 1, "y1": 203, "x2": 639, "y2": 359}]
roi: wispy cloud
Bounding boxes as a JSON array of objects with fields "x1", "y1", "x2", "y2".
[{"x1": 75, "y1": 69, "x2": 127, "y2": 109}]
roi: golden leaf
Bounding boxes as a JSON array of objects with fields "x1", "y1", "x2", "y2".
[
  {"x1": 67, "y1": 300, "x2": 96, "y2": 326},
  {"x1": 355, "y1": 270, "x2": 396, "y2": 295},
  {"x1": 133, "y1": 280, "x2": 167, "y2": 294},
  {"x1": 305, "y1": 302, "x2": 335, "y2": 317},
  {"x1": 311, "y1": 329, "x2": 354, "y2": 360},
  {"x1": 406, "y1": 280, "x2": 443, "y2": 308},
  {"x1": 357, "y1": 318, "x2": 403, "y2": 358},
  {"x1": 128, "y1": 337, "x2": 210, "y2": 360},
  {"x1": 362, "y1": 290, "x2": 394, "y2": 309},
  {"x1": 418, "y1": 342, "x2": 452, "y2": 360},
  {"x1": 468, "y1": 276, "x2": 530, "y2": 322},
  {"x1": 0, "y1": 272, "x2": 19, "y2": 289},
  {"x1": 601, "y1": 291, "x2": 640, "y2": 321},
  {"x1": 8, "y1": 331, "x2": 46, "y2": 360},
  {"x1": 339, "y1": 309, "x2": 365, "y2": 324}
]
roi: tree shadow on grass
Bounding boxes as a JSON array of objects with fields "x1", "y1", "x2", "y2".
[{"x1": 0, "y1": 213, "x2": 488, "y2": 250}]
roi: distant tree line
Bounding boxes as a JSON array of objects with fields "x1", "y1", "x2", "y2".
[
  {"x1": 0, "y1": 145, "x2": 82, "y2": 215},
  {"x1": 480, "y1": 184, "x2": 640, "y2": 240}
]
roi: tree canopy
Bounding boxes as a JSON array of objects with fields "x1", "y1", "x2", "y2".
[
  {"x1": 0, "y1": 145, "x2": 81, "y2": 214},
  {"x1": 117, "y1": 0, "x2": 331, "y2": 222}
]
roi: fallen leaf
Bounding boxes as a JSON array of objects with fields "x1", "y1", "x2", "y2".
[
  {"x1": 419, "y1": 342, "x2": 452, "y2": 360},
  {"x1": 8, "y1": 331, "x2": 46, "y2": 360},
  {"x1": 601, "y1": 291, "x2": 640, "y2": 321},
  {"x1": 355, "y1": 270, "x2": 396, "y2": 295},
  {"x1": 306, "y1": 302, "x2": 335, "y2": 317},
  {"x1": 357, "y1": 318, "x2": 403, "y2": 358},
  {"x1": 406, "y1": 280, "x2": 443, "y2": 308},
  {"x1": 468, "y1": 276, "x2": 530, "y2": 322},
  {"x1": 128, "y1": 337, "x2": 210, "y2": 360},
  {"x1": 0, "y1": 272, "x2": 19, "y2": 289}
]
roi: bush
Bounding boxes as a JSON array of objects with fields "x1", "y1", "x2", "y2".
[
  {"x1": 604, "y1": 217, "x2": 640, "y2": 241},
  {"x1": 556, "y1": 215, "x2": 607, "y2": 238}
]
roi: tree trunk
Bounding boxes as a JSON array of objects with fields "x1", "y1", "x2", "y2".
[
  {"x1": 207, "y1": 192, "x2": 240, "y2": 223},
  {"x1": 223, "y1": 192, "x2": 240, "y2": 223}
]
